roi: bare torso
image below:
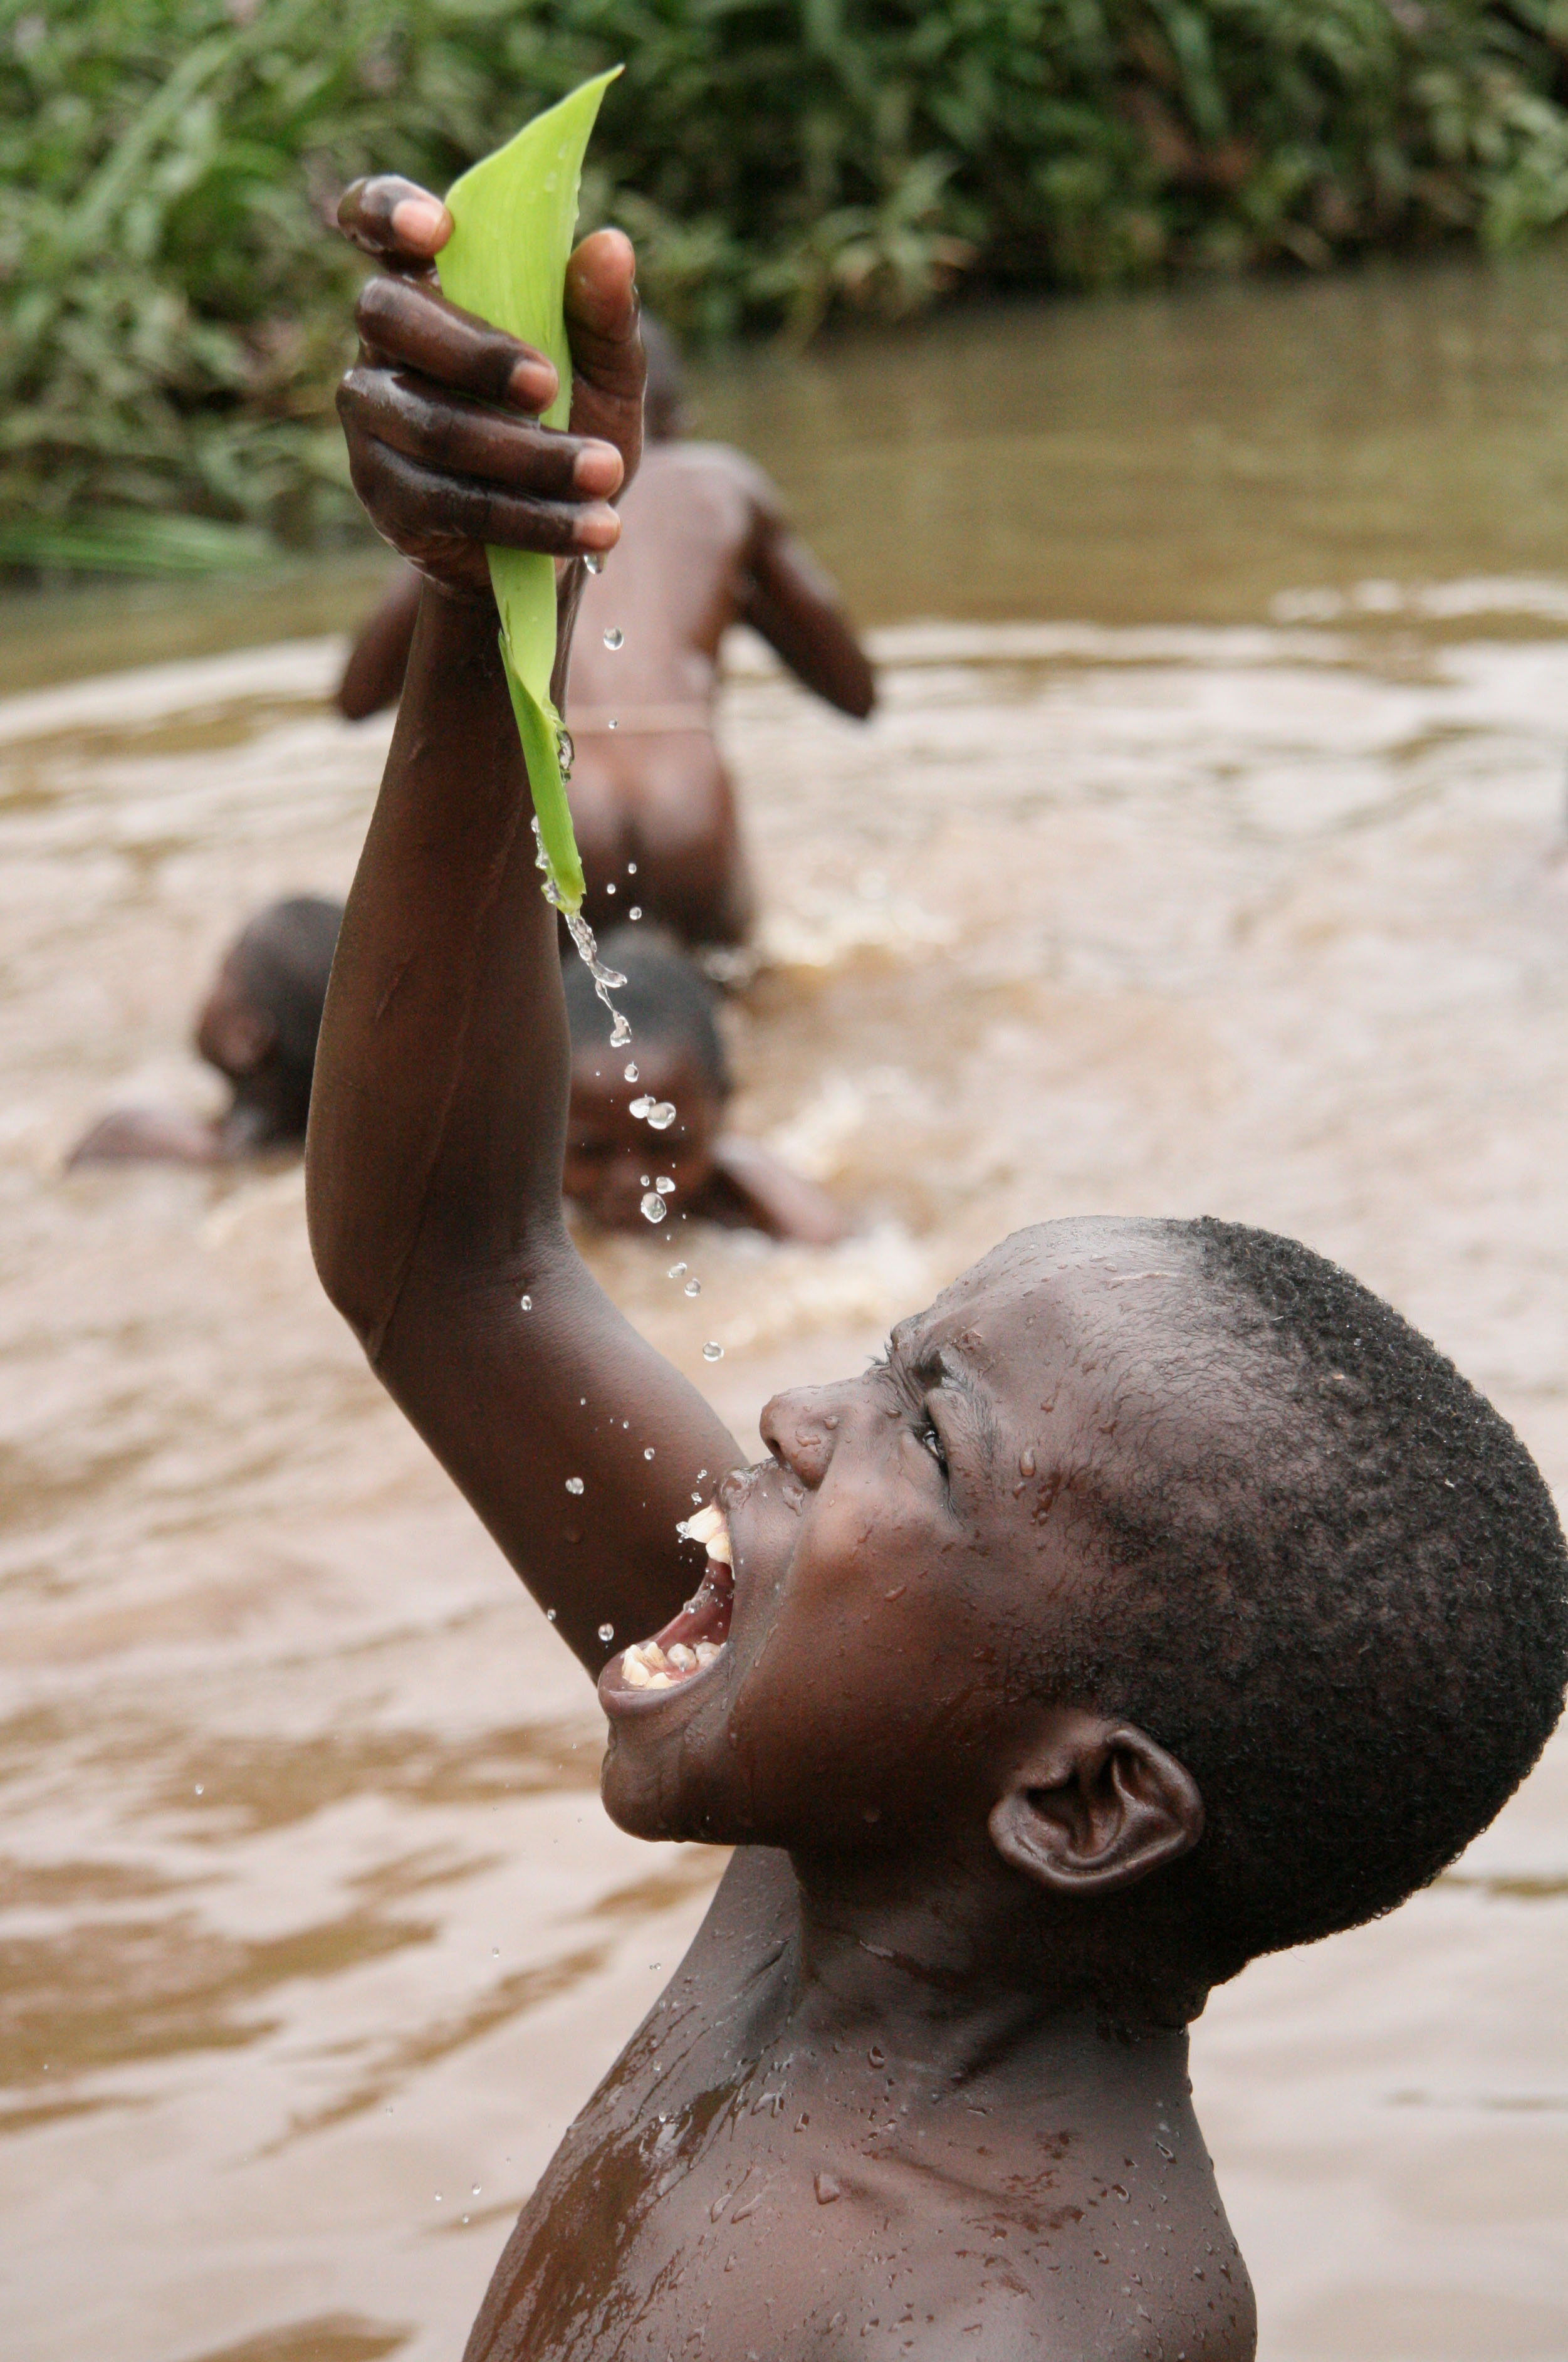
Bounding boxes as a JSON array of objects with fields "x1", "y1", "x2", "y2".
[{"x1": 466, "y1": 1852, "x2": 1256, "y2": 2362}]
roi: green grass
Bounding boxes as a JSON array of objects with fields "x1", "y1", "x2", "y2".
[{"x1": 6, "y1": 0, "x2": 1568, "y2": 569}]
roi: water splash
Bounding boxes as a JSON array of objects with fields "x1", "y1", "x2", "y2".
[{"x1": 536, "y1": 816, "x2": 633, "y2": 1044}]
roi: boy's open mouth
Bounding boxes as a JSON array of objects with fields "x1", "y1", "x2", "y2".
[{"x1": 609, "y1": 1503, "x2": 734, "y2": 1698}]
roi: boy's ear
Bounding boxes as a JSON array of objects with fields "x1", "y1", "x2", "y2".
[{"x1": 988, "y1": 1708, "x2": 1204, "y2": 1898}]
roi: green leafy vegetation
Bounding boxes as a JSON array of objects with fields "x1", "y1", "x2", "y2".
[{"x1": 6, "y1": 0, "x2": 1568, "y2": 567}]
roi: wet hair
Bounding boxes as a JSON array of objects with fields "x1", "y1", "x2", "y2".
[
  {"x1": 1069, "y1": 1219, "x2": 1568, "y2": 1988},
  {"x1": 640, "y1": 314, "x2": 684, "y2": 442},
  {"x1": 563, "y1": 927, "x2": 730, "y2": 1097},
  {"x1": 227, "y1": 895, "x2": 342, "y2": 1123}
]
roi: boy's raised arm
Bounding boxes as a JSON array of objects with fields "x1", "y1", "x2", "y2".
[{"x1": 308, "y1": 185, "x2": 742, "y2": 1675}]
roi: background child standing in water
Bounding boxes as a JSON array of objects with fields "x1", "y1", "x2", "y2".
[
  {"x1": 311, "y1": 176, "x2": 1568, "y2": 2361},
  {"x1": 336, "y1": 315, "x2": 874, "y2": 950}
]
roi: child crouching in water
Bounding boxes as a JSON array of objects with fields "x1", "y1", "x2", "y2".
[
  {"x1": 310, "y1": 181, "x2": 1568, "y2": 2362},
  {"x1": 562, "y1": 925, "x2": 846, "y2": 1242}
]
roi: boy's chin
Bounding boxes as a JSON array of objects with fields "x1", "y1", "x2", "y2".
[{"x1": 598, "y1": 1741, "x2": 741, "y2": 1847}]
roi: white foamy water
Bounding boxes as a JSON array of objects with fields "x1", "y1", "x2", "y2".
[{"x1": 1, "y1": 604, "x2": 1566, "y2": 2361}]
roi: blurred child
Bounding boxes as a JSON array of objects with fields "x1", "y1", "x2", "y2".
[
  {"x1": 308, "y1": 179, "x2": 1568, "y2": 2362},
  {"x1": 335, "y1": 318, "x2": 874, "y2": 948},
  {"x1": 563, "y1": 925, "x2": 845, "y2": 1241},
  {"x1": 68, "y1": 896, "x2": 340, "y2": 1167}
]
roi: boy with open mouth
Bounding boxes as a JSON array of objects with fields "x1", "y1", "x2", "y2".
[{"x1": 310, "y1": 181, "x2": 1568, "y2": 2362}]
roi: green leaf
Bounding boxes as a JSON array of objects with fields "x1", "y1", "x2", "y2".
[{"x1": 437, "y1": 67, "x2": 621, "y2": 916}]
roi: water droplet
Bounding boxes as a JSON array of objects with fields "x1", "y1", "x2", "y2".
[
  {"x1": 603, "y1": 626, "x2": 624, "y2": 649},
  {"x1": 644, "y1": 1446, "x2": 656, "y2": 1460},
  {"x1": 655, "y1": 1175, "x2": 675, "y2": 1195},
  {"x1": 624, "y1": 1063, "x2": 639, "y2": 1083},
  {"x1": 630, "y1": 1094, "x2": 656, "y2": 1119},
  {"x1": 684, "y1": 1278, "x2": 701, "y2": 1297},
  {"x1": 641, "y1": 1192, "x2": 667, "y2": 1222},
  {"x1": 667, "y1": 1261, "x2": 688, "y2": 1279},
  {"x1": 565, "y1": 1476, "x2": 585, "y2": 1494},
  {"x1": 1018, "y1": 1446, "x2": 1036, "y2": 1476},
  {"x1": 472, "y1": 2185, "x2": 481, "y2": 2196},
  {"x1": 585, "y1": 551, "x2": 604, "y2": 575},
  {"x1": 491, "y1": 1947, "x2": 499, "y2": 1956},
  {"x1": 627, "y1": 861, "x2": 637, "y2": 874},
  {"x1": 520, "y1": 1294, "x2": 532, "y2": 1311},
  {"x1": 647, "y1": 1103, "x2": 677, "y2": 1130},
  {"x1": 610, "y1": 1015, "x2": 632, "y2": 1046},
  {"x1": 869, "y1": 2044, "x2": 886, "y2": 2066},
  {"x1": 435, "y1": 2192, "x2": 443, "y2": 2203},
  {"x1": 461, "y1": 2213, "x2": 469, "y2": 2223},
  {"x1": 629, "y1": 905, "x2": 641, "y2": 919},
  {"x1": 556, "y1": 728, "x2": 575, "y2": 775},
  {"x1": 598, "y1": 1622, "x2": 615, "y2": 1642},
  {"x1": 607, "y1": 718, "x2": 618, "y2": 731},
  {"x1": 194, "y1": 1784, "x2": 204, "y2": 1796},
  {"x1": 605, "y1": 881, "x2": 616, "y2": 895},
  {"x1": 703, "y1": 1341, "x2": 724, "y2": 1362},
  {"x1": 546, "y1": 1607, "x2": 557, "y2": 1622}
]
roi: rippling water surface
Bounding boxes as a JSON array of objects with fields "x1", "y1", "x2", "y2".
[{"x1": 4, "y1": 257, "x2": 1568, "y2": 2361}]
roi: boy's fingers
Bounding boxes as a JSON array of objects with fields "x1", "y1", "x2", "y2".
[
  {"x1": 338, "y1": 174, "x2": 452, "y2": 270},
  {"x1": 338, "y1": 368, "x2": 623, "y2": 499},
  {"x1": 564, "y1": 228, "x2": 645, "y2": 480},
  {"x1": 343, "y1": 431, "x2": 621, "y2": 559},
  {"x1": 355, "y1": 276, "x2": 559, "y2": 413}
]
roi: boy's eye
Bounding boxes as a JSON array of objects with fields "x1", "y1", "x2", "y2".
[{"x1": 917, "y1": 1410, "x2": 948, "y2": 1478}]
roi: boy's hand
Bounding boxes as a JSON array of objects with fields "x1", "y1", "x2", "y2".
[{"x1": 336, "y1": 176, "x2": 644, "y2": 602}]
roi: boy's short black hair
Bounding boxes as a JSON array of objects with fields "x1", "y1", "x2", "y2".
[
  {"x1": 1071, "y1": 1219, "x2": 1568, "y2": 1987},
  {"x1": 229, "y1": 895, "x2": 342, "y2": 1084},
  {"x1": 563, "y1": 926, "x2": 731, "y2": 1098}
]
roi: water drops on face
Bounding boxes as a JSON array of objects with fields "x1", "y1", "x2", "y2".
[
  {"x1": 603, "y1": 626, "x2": 624, "y2": 650},
  {"x1": 667, "y1": 1261, "x2": 687, "y2": 1279},
  {"x1": 565, "y1": 1475, "x2": 585, "y2": 1495},
  {"x1": 644, "y1": 1446, "x2": 656, "y2": 1461},
  {"x1": 641, "y1": 1191, "x2": 667, "y2": 1223},
  {"x1": 703, "y1": 1341, "x2": 724, "y2": 1362},
  {"x1": 647, "y1": 1103, "x2": 677, "y2": 1131},
  {"x1": 519, "y1": 1294, "x2": 532, "y2": 1311},
  {"x1": 684, "y1": 1278, "x2": 701, "y2": 1296},
  {"x1": 598, "y1": 1622, "x2": 615, "y2": 1643}
]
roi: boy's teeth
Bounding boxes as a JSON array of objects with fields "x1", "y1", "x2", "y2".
[
  {"x1": 619, "y1": 1635, "x2": 729, "y2": 1691},
  {"x1": 680, "y1": 1501, "x2": 729, "y2": 1556}
]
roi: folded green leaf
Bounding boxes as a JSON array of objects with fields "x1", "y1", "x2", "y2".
[{"x1": 438, "y1": 68, "x2": 621, "y2": 914}]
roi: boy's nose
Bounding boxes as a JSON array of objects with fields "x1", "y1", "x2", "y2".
[{"x1": 758, "y1": 1387, "x2": 844, "y2": 1489}]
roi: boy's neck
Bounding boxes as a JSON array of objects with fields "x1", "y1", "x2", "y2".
[{"x1": 776, "y1": 1844, "x2": 1188, "y2": 2089}]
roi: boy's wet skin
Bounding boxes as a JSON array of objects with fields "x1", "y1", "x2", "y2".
[{"x1": 313, "y1": 177, "x2": 1565, "y2": 2362}]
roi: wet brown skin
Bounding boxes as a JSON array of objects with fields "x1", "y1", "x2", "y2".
[{"x1": 310, "y1": 181, "x2": 1255, "y2": 2361}]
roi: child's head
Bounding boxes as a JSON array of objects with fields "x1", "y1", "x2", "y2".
[
  {"x1": 601, "y1": 1215, "x2": 1568, "y2": 2018},
  {"x1": 563, "y1": 928, "x2": 730, "y2": 1231},
  {"x1": 196, "y1": 896, "x2": 343, "y2": 1133}
]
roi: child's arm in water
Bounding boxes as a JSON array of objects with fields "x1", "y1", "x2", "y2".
[
  {"x1": 705, "y1": 1134, "x2": 849, "y2": 1244},
  {"x1": 308, "y1": 182, "x2": 743, "y2": 1675},
  {"x1": 736, "y1": 470, "x2": 876, "y2": 720}
]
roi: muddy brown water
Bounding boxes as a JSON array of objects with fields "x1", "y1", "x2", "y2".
[{"x1": 4, "y1": 255, "x2": 1568, "y2": 2360}]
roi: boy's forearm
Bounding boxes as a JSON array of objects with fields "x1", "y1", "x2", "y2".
[{"x1": 307, "y1": 582, "x2": 567, "y2": 1353}]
